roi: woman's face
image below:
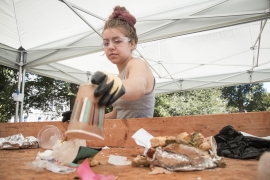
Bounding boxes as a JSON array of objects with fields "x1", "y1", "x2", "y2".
[{"x1": 102, "y1": 28, "x2": 134, "y2": 65}]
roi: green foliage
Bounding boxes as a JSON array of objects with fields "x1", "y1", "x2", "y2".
[
  {"x1": 260, "y1": 93, "x2": 270, "y2": 111},
  {"x1": 2, "y1": 64, "x2": 270, "y2": 121},
  {"x1": 244, "y1": 87, "x2": 270, "y2": 112},
  {"x1": 0, "y1": 65, "x2": 18, "y2": 122},
  {"x1": 221, "y1": 83, "x2": 269, "y2": 112},
  {"x1": 154, "y1": 94, "x2": 171, "y2": 117},
  {"x1": 154, "y1": 88, "x2": 226, "y2": 117},
  {"x1": 24, "y1": 73, "x2": 73, "y2": 116},
  {"x1": 0, "y1": 65, "x2": 74, "y2": 122}
]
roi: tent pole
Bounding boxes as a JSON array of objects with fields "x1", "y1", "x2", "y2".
[
  {"x1": 15, "y1": 48, "x2": 25, "y2": 122},
  {"x1": 135, "y1": 48, "x2": 161, "y2": 78},
  {"x1": 20, "y1": 68, "x2": 26, "y2": 122},
  {"x1": 15, "y1": 60, "x2": 22, "y2": 122},
  {"x1": 255, "y1": 20, "x2": 265, "y2": 67},
  {"x1": 252, "y1": 20, "x2": 267, "y2": 49},
  {"x1": 61, "y1": 0, "x2": 102, "y2": 37},
  {"x1": 159, "y1": 62, "x2": 182, "y2": 89},
  {"x1": 61, "y1": 0, "x2": 104, "y2": 21}
]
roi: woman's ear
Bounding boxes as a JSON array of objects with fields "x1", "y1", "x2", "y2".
[{"x1": 130, "y1": 40, "x2": 135, "y2": 49}]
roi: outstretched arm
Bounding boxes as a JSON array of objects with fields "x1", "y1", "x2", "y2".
[{"x1": 121, "y1": 59, "x2": 149, "y2": 100}]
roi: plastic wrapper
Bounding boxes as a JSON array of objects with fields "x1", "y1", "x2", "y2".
[
  {"x1": 51, "y1": 139, "x2": 101, "y2": 166},
  {"x1": 24, "y1": 139, "x2": 101, "y2": 174},
  {"x1": 24, "y1": 159, "x2": 76, "y2": 174},
  {"x1": 0, "y1": 133, "x2": 39, "y2": 149},
  {"x1": 51, "y1": 139, "x2": 86, "y2": 165},
  {"x1": 25, "y1": 148, "x2": 76, "y2": 174}
]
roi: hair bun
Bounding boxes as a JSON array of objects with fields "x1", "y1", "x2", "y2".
[{"x1": 109, "y1": 6, "x2": 136, "y2": 27}]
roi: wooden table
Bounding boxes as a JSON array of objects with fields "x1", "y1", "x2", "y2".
[
  {"x1": 0, "y1": 147, "x2": 259, "y2": 180},
  {"x1": 1, "y1": 112, "x2": 268, "y2": 179}
]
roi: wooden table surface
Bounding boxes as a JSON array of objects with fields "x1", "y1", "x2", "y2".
[{"x1": 0, "y1": 147, "x2": 259, "y2": 180}]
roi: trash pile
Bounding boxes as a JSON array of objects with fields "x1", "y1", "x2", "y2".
[
  {"x1": 25, "y1": 139, "x2": 102, "y2": 174},
  {"x1": 132, "y1": 131, "x2": 226, "y2": 174}
]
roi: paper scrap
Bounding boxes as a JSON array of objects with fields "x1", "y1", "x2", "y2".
[
  {"x1": 108, "y1": 155, "x2": 131, "y2": 166},
  {"x1": 131, "y1": 128, "x2": 154, "y2": 155},
  {"x1": 102, "y1": 146, "x2": 110, "y2": 150}
]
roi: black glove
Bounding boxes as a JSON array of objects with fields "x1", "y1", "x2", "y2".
[
  {"x1": 91, "y1": 71, "x2": 125, "y2": 106},
  {"x1": 62, "y1": 110, "x2": 72, "y2": 122}
]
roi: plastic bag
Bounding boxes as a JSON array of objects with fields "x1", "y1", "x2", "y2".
[{"x1": 214, "y1": 125, "x2": 270, "y2": 159}]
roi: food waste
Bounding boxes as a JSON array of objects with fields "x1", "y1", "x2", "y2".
[{"x1": 132, "y1": 132, "x2": 226, "y2": 173}]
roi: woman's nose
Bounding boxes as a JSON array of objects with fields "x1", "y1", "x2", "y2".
[{"x1": 108, "y1": 41, "x2": 115, "y2": 49}]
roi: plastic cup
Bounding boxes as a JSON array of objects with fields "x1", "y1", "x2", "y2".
[{"x1": 37, "y1": 125, "x2": 63, "y2": 149}]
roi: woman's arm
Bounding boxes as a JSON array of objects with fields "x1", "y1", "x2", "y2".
[
  {"x1": 105, "y1": 108, "x2": 117, "y2": 119},
  {"x1": 121, "y1": 59, "x2": 149, "y2": 100}
]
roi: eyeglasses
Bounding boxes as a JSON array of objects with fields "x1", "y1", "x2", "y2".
[{"x1": 102, "y1": 37, "x2": 130, "y2": 49}]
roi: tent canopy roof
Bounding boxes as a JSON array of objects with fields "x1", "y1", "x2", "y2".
[{"x1": 0, "y1": 0, "x2": 270, "y2": 94}]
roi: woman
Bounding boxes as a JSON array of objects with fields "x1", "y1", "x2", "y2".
[
  {"x1": 62, "y1": 6, "x2": 155, "y2": 122},
  {"x1": 92, "y1": 6, "x2": 155, "y2": 119}
]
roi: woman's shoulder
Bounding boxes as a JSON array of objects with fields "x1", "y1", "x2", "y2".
[{"x1": 127, "y1": 58, "x2": 145, "y2": 67}]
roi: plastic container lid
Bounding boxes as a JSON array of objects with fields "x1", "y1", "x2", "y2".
[{"x1": 37, "y1": 125, "x2": 63, "y2": 149}]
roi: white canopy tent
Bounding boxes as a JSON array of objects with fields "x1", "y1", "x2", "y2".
[{"x1": 0, "y1": 0, "x2": 270, "y2": 121}]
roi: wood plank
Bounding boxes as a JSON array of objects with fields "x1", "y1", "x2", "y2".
[{"x1": 0, "y1": 112, "x2": 269, "y2": 147}]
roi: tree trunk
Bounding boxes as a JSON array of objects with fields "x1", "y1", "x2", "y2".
[
  {"x1": 238, "y1": 86, "x2": 245, "y2": 112},
  {"x1": 70, "y1": 83, "x2": 79, "y2": 110},
  {"x1": 239, "y1": 105, "x2": 245, "y2": 112}
]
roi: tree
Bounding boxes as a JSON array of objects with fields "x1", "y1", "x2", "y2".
[
  {"x1": 24, "y1": 73, "x2": 73, "y2": 116},
  {"x1": 154, "y1": 94, "x2": 171, "y2": 117},
  {"x1": 154, "y1": 88, "x2": 226, "y2": 117},
  {"x1": 0, "y1": 65, "x2": 74, "y2": 122},
  {"x1": 69, "y1": 83, "x2": 79, "y2": 109},
  {"x1": 221, "y1": 83, "x2": 270, "y2": 112},
  {"x1": 246, "y1": 92, "x2": 270, "y2": 112},
  {"x1": 0, "y1": 65, "x2": 18, "y2": 122}
]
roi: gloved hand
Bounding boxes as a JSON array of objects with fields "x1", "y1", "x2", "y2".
[
  {"x1": 62, "y1": 110, "x2": 72, "y2": 122},
  {"x1": 91, "y1": 71, "x2": 125, "y2": 106}
]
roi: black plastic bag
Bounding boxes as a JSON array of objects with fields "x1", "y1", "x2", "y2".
[{"x1": 214, "y1": 125, "x2": 270, "y2": 159}]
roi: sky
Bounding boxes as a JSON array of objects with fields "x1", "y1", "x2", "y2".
[{"x1": 263, "y1": 82, "x2": 270, "y2": 92}]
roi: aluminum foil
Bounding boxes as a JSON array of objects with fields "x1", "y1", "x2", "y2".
[
  {"x1": 147, "y1": 144, "x2": 225, "y2": 171},
  {"x1": 0, "y1": 133, "x2": 39, "y2": 149}
]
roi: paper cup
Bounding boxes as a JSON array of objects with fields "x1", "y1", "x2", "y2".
[{"x1": 65, "y1": 83, "x2": 105, "y2": 140}]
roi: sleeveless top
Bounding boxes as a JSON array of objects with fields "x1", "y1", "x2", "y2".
[{"x1": 112, "y1": 67, "x2": 155, "y2": 119}]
